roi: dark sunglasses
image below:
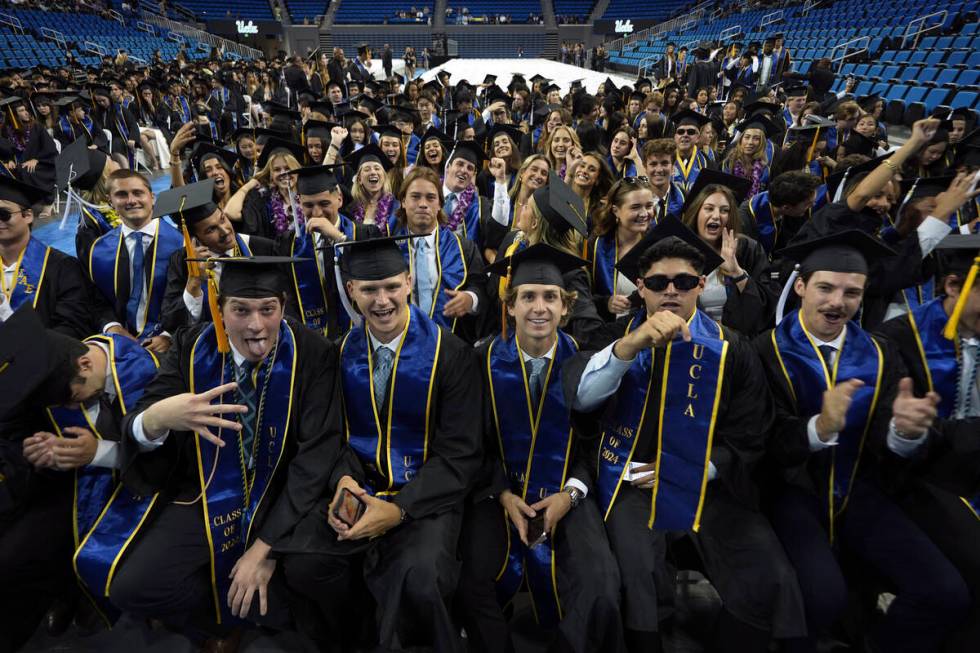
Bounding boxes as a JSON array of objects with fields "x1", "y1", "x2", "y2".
[
  {"x1": 622, "y1": 176, "x2": 650, "y2": 185},
  {"x1": 0, "y1": 208, "x2": 26, "y2": 222},
  {"x1": 675, "y1": 128, "x2": 699, "y2": 136},
  {"x1": 642, "y1": 273, "x2": 700, "y2": 292}
]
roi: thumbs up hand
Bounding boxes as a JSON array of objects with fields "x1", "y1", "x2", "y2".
[{"x1": 891, "y1": 377, "x2": 941, "y2": 438}]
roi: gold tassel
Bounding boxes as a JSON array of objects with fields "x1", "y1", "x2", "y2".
[
  {"x1": 207, "y1": 269, "x2": 231, "y2": 353},
  {"x1": 944, "y1": 255, "x2": 980, "y2": 340},
  {"x1": 8, "y1": 106, "x2": 18, "y2": 131},
  {"x1": 177, "y1": 196, "x2": 200, "y2": 278},
  {"x1": 806, "y1": 130, "x2": 819, "y2": 163}
]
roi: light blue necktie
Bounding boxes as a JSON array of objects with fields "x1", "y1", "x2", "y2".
[
  {"x1": 414, "y1": 238, "x2": 434, "y2": 314},
  {"x1": 126, "y1": 232, "x2": 145, "y2": 332},
  {"x1": 527, "y1": 357, "x2": 547, "y2": 407},
  {"x1": 444, "y1": 192, "x2": 457, "y2": 217},
  {"x1": 373, "y1": 346, "x2": 395, "y2": 407}
]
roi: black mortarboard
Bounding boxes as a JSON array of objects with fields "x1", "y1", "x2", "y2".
[
  {"x1": 529, "y1": 74, "x2": 547, "y2": 84},
  {"x1": 336, "y1": 234, "x2": 418, "y2": 281},
  {"x1": 735, "y1": 114, "x2": 781, "y2": 140},
  {"x1": 55, "y1": 138, "x2": 107, "y2": 191},
  {"x1": 615, "y1": 216, "x2": 725, "y2": 280},
  {"x1": 857, "y1": 94, "x2": 882, "y2": 112},
  {"x1": 302, "y1": 119, "x2": 337, "y2": 142},
  {"x1": 153, "y1": 179, "x2": 219, "y2": 226},
  {"x1": 532, "y1": 174, "x2": 587, "y2": 237},
  {"x1": 484, "y1": 85, "x2": 510, "y2": 107},
  {"x1": 348, "y1": 143, "x2": 394, "y2": 172},
  {"x1": 779, "y1": 229, "x2": 896, "y2": 276},
  {"x1": 419, "y1": 125, "x2": 450, "y2": 145},
  {"x1": 0, "y1": 307, "x2": 87, "y2": 419},
  {"x1": 486, "y1": 123, "x2": 523, "y2": 148},
  {"x1": 374, "y1": 123, "x2": 404, "y2": 141},
  {"x1": 447, "y1": 140, "x2": 487, "y2": 168},
  {"x1": 263, "y1": 101, "x2": 301, "y2": 121},
  {"x1": 673, "y1": 109, "x2": 710, "y2": 128},
  {"x1": 542, "y1": 83, "x2": 561, "y2": 96},
  {"x1": 680, "y1": 168, "x2": 753, "y2": 214},
  {"x1": 388, "y1": 104, "x2": 420, "y2": 124},
  {"x1": 955, "y1": 145, "x2": 980, "y2": 169},
  {"x1": 826, "y1": 152, "x2": 894, "y2": 199},
  {"x1": 256, "y1": 137, "x2": 305, "y2": 169},
  {"x1": 485, "y1": 242, "x2": 588, "y2": 288},
  {"x1": 934, "y1": 234, "x2": 980, "y2": 277},
  {"x1": 89, "y1": 85, "x2": 111, "y2": 99},
  {"x1": 784, "y1": 84, "x2": 808, "y2": 99},
  {"x1": 741, "y1": 99, "x2": 780, "y2": 117},
  {"x1": 843, "y1": 131, "x2": 877, "y2": 157},
  {"x1": 899, "y1": 176, "x2": 953, "y2": 204},
  {"x1": 287, "y1": 164, "x2": 342, "y2": 195},
  {"x1": 0, "y1": 176, "x2": 47, "y2": 207},
  {"x1": 198, "y1": 256, "x2": 299, "y2": 298},
  {"x1": 192, "y1": 143, "x2": 243, "y2": 173},
  {"x1": 483, "y1": 74, "x2": 497, "y2": 85},
  {"x1": 355, "y1": 94, "x2": 384, "y2": 114},
  {"x1": 422, "y1": 79, "x2": 443, "y2": 95}
]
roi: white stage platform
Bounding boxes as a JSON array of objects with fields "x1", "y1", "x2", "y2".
[{"x1": 418, "y1": 59, "x2": 639, "y2": 95}]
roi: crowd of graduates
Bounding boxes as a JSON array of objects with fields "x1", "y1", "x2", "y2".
[{"x1": 0, "y1": 33, "x2": 979, "y2": 653}]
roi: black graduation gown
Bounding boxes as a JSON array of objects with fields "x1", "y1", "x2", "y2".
[
  {"x1": 160, "y1": 234, "x2": 278, "y2": 334},
  {"x1": 97, "y1": 103, "x2": 141, "y2": 158},
  {"x1": 457, "y1": 339, "x2": 625, "y2": 652},
  {"x1": 566, "y1": 320, "x2": 806, "y2": 636},
  {"x1": 5, "y1": 243, "x2": 93, "y2": 339},
  {"x1": 713, "y1": 236, "x2": 778, "y2": 337},
  {"x1": 15, "y1": 126, "x2": 58, "y2": 202},
  {"x1": 277, "y1": 324, "x2": 481, "y2": 652},
  {"x1": 54, "y1": 114, "x2": 110, "y2": 153}
]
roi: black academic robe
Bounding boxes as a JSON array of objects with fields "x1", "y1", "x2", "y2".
[
  {"x1": 712, "y1": 236, "x2": 778, "y2": 337},
  {"x1": 13, "y1": 126, "x2": 58, "y2": 201},
  {"x1": 54, "y1": 114, "x2": 110, "y2": 153},
  {"x1": 119, "y1": 319, "x2": 345, "y2": 546},
  {"x1": 96, "y1": 103, "x2": 141, "y2": 158},
  {"x1": 4, "y1": 242, "x2": 92, "y2": 339},
  {"x1": 160, "y1": 234, "x2": 278, "y2": 333}
]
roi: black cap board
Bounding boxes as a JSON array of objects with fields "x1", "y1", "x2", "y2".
[
  {"x1": 899, "y1": 176, "x2": 953, "y2": 204},
  {"x1": 287, "y1": 165, "x2": 342, "y2": 195},
  {"x1": 484, "y1": 242, "x2": 588, "y2": 288},
  {"x1": 679, "y1": 168, "x2": 754, "y2": 215},
  {"x1": 189, "y1": 256, "x2": 302, "y2": 298},
  {"x1": 55, "y1": 138, "x2": 108, "y2": 191},
  {"x1": 673, "y1": 109, "x2": 710, "y2": 128},
  {"x1": 153, "y1": 179, "x2": 218, "y2": 226},
  {"x1": 934, "y1": 234, "x2": 980, "y2": 277},
  {"x1": 192, "y1": 143, "x2": 243, "y2": 173},
  {"x1": 336, "y1": 234, "x2": 420, "y2": 281},
  {"x1": 842, "y1": 131, "x2": 876, "y2": 157},
  {"x1": 0, "y1": 176, "x2": 47, "y2": 207},
  {"x1": 615, "y1": 216, "x2": 725, "y2": 280},
  {"x1": 447, "y1": 140, "x2": 487, "y2": 167},
  {"x1": 531, "y1": 174, "x2": 587, "y2": 237},
  {"x1": 826, "y1": 152, "x2": 894, "y2": 199},
  {"x1": 256, "y1": 137, "x2": 306, "y2": 169},
  {"x1": 734, "y1": 114, "x2": 781, "y2": 140},
  {"x1": 348, "y1": 143, "x2": 394, "y2": 172},
  {"x1": 778, "y1": 229, "x2": 896, "y2": 276},
  {"x1": 486, "y1": 123, "x2": 524, "y2": 147},
  {"x1": 303, "y1": 119, "x2": 337, "y2": 142}
]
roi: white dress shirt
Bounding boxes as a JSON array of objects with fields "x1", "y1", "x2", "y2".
[
  {"x1": 884, "y1": 217, "x2": 953, "y2": 321},
  {"x1": 409, "y1": 226, "x2": 479, "y2": 314},
  {"x1": 102, "y1": 220, "x2": 170, "y2": 341},
  {"x1": 0, "y1": 257, "x2": 17, "y2": 322},
  {"x1": 491, "y1": 181, "x2": 513, "y2": 227},
  {"x1": 79, "y1": 341, "x2": 122, "y2": 469}
]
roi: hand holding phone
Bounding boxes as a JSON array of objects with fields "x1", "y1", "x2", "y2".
[
  {"x1": 332, "y1": 487, "x2": 366, "y2": 527},
  {"x1": 527, "y1": 514, "x2": 547, "y2": 549}
]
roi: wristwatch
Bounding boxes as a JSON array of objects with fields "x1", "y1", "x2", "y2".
[
  {"x1": 727, "y1": 271, "x2": 749, "y2": 284},
  {"x1": 563, "y1": 486, "x2": 584, "y2": 508}
]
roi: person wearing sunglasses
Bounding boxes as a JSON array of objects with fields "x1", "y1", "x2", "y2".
[
  {"x1": 671, "y1": 109, "x2": 715, "y2": 193},
  {"x1": 570, "y1": 217, "x2": 807, "y2": 653},
  {"x1": 0, "y1": 176, "x2": 90, "y2": 338}
]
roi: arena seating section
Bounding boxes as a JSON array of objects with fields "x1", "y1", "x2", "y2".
[
  {"x1": 0, "y1": 8, "x2": 213, "y2": 68},
  {"x1": 609, "y1": 0, "x2": 980, "y2": 128},
  {"x1": 334, "y1": 0, "x2": 434, "y2": 24},
  {"x1": 600, "y1": 0, "x2": 688, "y2": 22},
  {"x1": 176, "y1": 0, "x2": 274, "y2": 20},
  {"x1": 285, "y1": 0, "x2": 327, "y2": 23},
  {"x1": 554, "y1": 0, "x2": 595, "y2": 21},
  {"x1": 447, "y1": 0, "x2": 540, "y2": 23}
]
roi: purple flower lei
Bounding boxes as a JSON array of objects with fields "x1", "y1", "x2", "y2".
[
  {"x1": 352, "y1": 193, "x2": 394, "y2": 236},
  {"x1": 269, "y1": 189, "x2": 304, "y2": 235},
  {"x1": 445, "y1": 184, "x2": 476, "y2": 233}
]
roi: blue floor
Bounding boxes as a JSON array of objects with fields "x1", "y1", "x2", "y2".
[{"x1": 34, "y1": 173, "x2": 173, "y2": 258}]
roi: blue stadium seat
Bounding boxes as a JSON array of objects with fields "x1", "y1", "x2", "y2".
[
  {"x1": 949, "y1": 91, "x2": 977, "y2": 109},
  {"x1": 923, "y1": 88, "x2": 952, "y2": 114}
]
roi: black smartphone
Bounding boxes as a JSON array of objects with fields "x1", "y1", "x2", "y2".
[
  {"x1": 527, "y1": 514, "x2": 547, "y2": 548},
  {"x1": 332, "y1": 487, "x2": 366, "y2": 527}
]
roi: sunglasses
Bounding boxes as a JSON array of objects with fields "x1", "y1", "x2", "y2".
[
  {"x1": 675, "y1": 128, "x2": 700, "y2": 136},
  {"x1": 642, "y1": 273, "x2": 700, "y2": 292},
  {"x1": 0, "y1": 208, "x2": 26, "y2": 222},
  {"x1": 622, "y1": 176, "x2": 650, "y2": 186}
]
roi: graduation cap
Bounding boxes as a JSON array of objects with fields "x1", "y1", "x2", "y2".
[
  {"x1": 354, "y1": 94, "x2": 384, "y2": 115},
  {"x1": 419, "y1": 125, "x2": 451, "y2": 147},
  {"x1": 673, "y1": 109, "x2": 710, "y2": 128},
  {"x1": 734, "y1": 114, "x2": 781, "y2": 140},
  {"x1": 529, "y1": 74, "x2": 547, "y2": 84},
  {"x1": 485, "y1": 242, "x2": 588, "y2": 289},
  {"x1": 348, "y1": 143, "x2": 394, "y2": 172},
  {"x1": 680, "y1": 168, "x2": 753, "y2": 215},
  {"x1": 484, "y1": 85, "x2": 510, "y2": 107},
  {"x1": 934, "y1": 234, "x2": 980, "y2": 279},
  {"x1": 842, "y1": 131, "x2": 877, "y2": 157},
  {"x1": 486, "y1": 123, "x2": 524, "y2": 148},
  {"x1": 336, "y1": 234, "x2": 419, "y2": 281},
  {"x1": 88, "y1": 85, "x2": 111, "y2": 100},
  {"x1": 286, "y1": 164, "x2": 343, "y2": 195},
  {"x1": 302, "y1": 119, "x2": 337, "y2": 143},
  {"x1": 388, "y1": 104, "x2": 420, "y2": 125},
  {"x1": 955, "y1": 144, "x2": 980, "y2": 169},
  {"x1": 154, "y1": 178, "x2": 219, "y2": 227},
  {"x1": 422, "y1": 79, "x2": 443, "y2": 95},
  {"x1": 826, "y1": 152, "x2": 894, "y2": 201},
  {"x1": 742, "y1": 99, "x2": 780, "y2": 118},
  {"x1": 482, "y1": 74, "x2": 498, "y2": 86},
  {"x1": 0, "y1": 306, "x2": 88, "y2": 419},
  {"x1": 784, "y1": 84, "x2": 808, "y2": 99},
  {"x1": 55, "y1": 138, "x2": 108, "y2": 192},
  {"x1": 636, "y1": 77, "x2": 652, "y2": 90},
  {"x1": 262, "y1": 101, "x2": 301, "y2": 121},
  {"x1": 898, "y1": 176, "x2": 953, "y2": 208},
  {"x1": 256, "y1": 137, "x2": 306, "y2": 169},
  {"x1": 0, "y1": 175, "x2": 47, "y2": 208},
  {"x1": 857, "y1": 94, "x2": 882, "y2": 112},
  {"x1": 192, "y1": 143, "x2": 244, "y2": 174},
  {"x1": 308, "y1": 100, "x2": 336, "y2": 117},
  {"x1": 615, "y1": 216, "x2": 725, "y2": 281},
  {"x1": 447, "y1": 140, "x2": 488, "y2": 168},
  {"x1": 542, "y1": 83, "x2": 561, "y2": 96},
  {"x1": 374, "y1": 123, "x2": 405, "y2": 141},
  {"x1": 531, "y1": 174, "x2": 587, "y2": 237},
  {"x1": 0, "y1": 96, "x2": 26, "y2": 129},
  {"x1": 779, "y1": 229, "x2": 896, "y2": 277},
  {"x1": 949, "y1": 107, "x2": 974, "y2": 124}
]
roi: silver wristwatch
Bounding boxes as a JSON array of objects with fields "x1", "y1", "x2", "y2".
[{"x1": 563, "y1": 486, "x2": 584, "y2": 508}]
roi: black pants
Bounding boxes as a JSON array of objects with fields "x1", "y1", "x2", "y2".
[
  {"x1": 456, "y1": 496, "x2": 625, "y2": 653},
  {"x1": 109, "y1": 502, "x2": 291, "y2": 636},
  {"x1": 769, "y1": 480, "x2": 970, "y2": 653},
  {"x1": 899, "y1": 482, "x2": 980, "y2": 653},
  {"x1": 282, "y1": 509, "x2": 464, "y2": 653},
  {"x1": 605, "y1": 484, "x2": 804, "y2": 652},
  {"x1": 0, "y1": 480, "x2": 74, "y2": 653}
]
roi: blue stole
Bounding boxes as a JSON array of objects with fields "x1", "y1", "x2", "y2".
[
  {"x1": 608, "y1": 156, "x2": 637, "y2": 179},
  {"x1": 80, "y1": 205, "x2": 116, "y2": 235},
  {"x1": 405, "y1": 133, "x2": 421, "y2": 167},
  {"x1": 112, "y1": 104, "x2": 135, "y2": 169},
  {"x1": 590, "y1": 232, "x2": 623, "y2": 296},
  {"x1": 902, "y1": 278, "x2": 935, "y2": 311},
  {"x1": 672, "y1": 148, "x2": 708, "y2": 193},
  {"x1": 57, "y1": 335, "x2": 159, "y2": 625},
  {"x1": 339, "y1": 305, "x2": 441, "y2": 496},
  {"x1": 170, "y1": 95, "x2": 192, "y2": 123},
  {"x1": 88, "y1": 220, "x2": 183, "y2": 339},
  {"x1": 5, "y1": 237, "x2": 51, "y2": 312},
  {"x1": 59, "y1": 115, "x2": 95, "y2": 143},
  {"x1": 487, "y1": 331, "x2": 578, "y2": 626},
  {"x1": 289, "y1": 215, "x2": 356, "y2": 336},
  {"x1": 657, "y1": 183, "x2": 686, "y2": 222},
  {"x1": 783, "y1": 109, "x2": 794, "y2": 129},
  {"x1": 596, "y1": 310, "x2": 729, "y2": 530},
  {"x1": 456, "y1": 195, "x2": 485, "y2": 247},
  {"x1": 532, "y1": 125, "x2": 543, "y2": 148},
  {"x1": 771, "y1": 310, "x2": 884, "y2": 541},
  {"x1": 907, "y1": 299, "x2": 959, "y2": 419},
  {"x1": 396, "y1": 226, "x2": 467, "y2": 332},
  {"x1": 188, "y1": 322, "x2": 297, "y2": 624},
  {"x1": 196, "y1": 235, "x2": 253, "y2": 322},
  {"x1": 748, "y1": 192, "x2": 777, "y2": 254}
]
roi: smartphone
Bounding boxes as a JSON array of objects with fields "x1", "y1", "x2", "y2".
[
  {"x1": 968, "y1": 169, "x2": 980, "y2": 196},
  {"x1": 332, "y1": 487, "x2": 366, "y2": 527},
  {"x1": 194, "y1": 124, "x2": 214, "y2": 144},
  {"x1": 527, "y1": 514, "x2": 547, "y2": 549}
]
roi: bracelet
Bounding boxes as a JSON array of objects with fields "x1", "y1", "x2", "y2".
[
  {"x1": 329, "y1": 143, "x2": 340, "y2": 151},
  {"x1": 882, "y1": 158, "x2": 897, "y2": 172},
  {"x1": 727, "y1": 271, "x2": 749, "y2": 284}
]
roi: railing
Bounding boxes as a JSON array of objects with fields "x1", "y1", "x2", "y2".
[
  {"x1": 638, "y1": 54, "x2": 660, "y2": 79},
  {"x1": 129, "y1": 55, "x2": 148, "y2": 64},
  {"x1": 108, "y1": 8, "x2": 125, "y2": 25},
  {"x1": 677, "y1": 17, "x2": 696, "y2": 33},
  {"x1": 0, "y1": 12, "x2": 24, "y2": 34},
  {"x1": 136, "y1": 20, "x2": 155, "y2": 34},
  {"x1": 172, "y1": 2, "x2": 198, "y2": 23},
  {"x1": 759, "y1": 9, "x2": 783, "y2": 30},
  {"x1": 166, "y1": 30, "x2": 185, "y2": 44},
  {"x1": 901, "y1": 10, "x2": 947, "y2": 49},
  {"x1": 39, "y1": 26, "x2": 68, "y2": 49},
  {"x1": 84, "y1": 40, "x2": 107, "y2": 57},
  {"x1": 802, "y1": 0, "x2": 823, "y2": 16},
  {"x1": 719, "y1": 25, "x2": 741, "y2": 42},
  {"x1": 606, "y1": 0, "x2": 713, "y2": 55},
  {"x1": 138, "y1": 9, "x2": 262, "y2": 59},
  {"x1": 829, "y1": 35, "x2": 870, "y2": 72}
]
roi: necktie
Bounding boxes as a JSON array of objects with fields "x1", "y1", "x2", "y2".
[
  {"x1": 236, "y1": 361, "x2": 257, "y2": 468},
  {"x1": 957, "y1": 339, "x2": 978, "y2": 418},
  {"x1": 527, "y1": 357, "x2": 547, "y2": 407},
  {"x1": 818, "y1": 345, "x2": 835, "y2": 369},
  {"x1": 444, "y1": 193, "x2": 457, "y2": 217},
  {"x1": 414, "y1": 239, "x2": 433, "y2": 314},
  {"x1": 126, "y1": 232, "x2": 145, "y2": 332},
  {"x1": 373, "y1": 346, "x2": 395, "y2": 408}
]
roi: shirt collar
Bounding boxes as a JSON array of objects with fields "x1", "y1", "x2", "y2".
[
  {"x1": 121, "y1": 219, "x2": 159, "y2": 239},
  {"x1": 812, "y1": 329, "x2": 846, "y2": 351},
  {"x1": 520, "y1": 340, "x2": 557, "y2": 362},
  {"x1": 368, "y1": 327, "x2": 405, "y2": 353}
]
